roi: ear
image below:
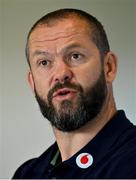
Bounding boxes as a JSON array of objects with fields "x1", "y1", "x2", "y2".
[
  {"x1": 28, "y1": 71, "x2": 35, "y2": 92},
  {"x1": 104, "y1": 51, "x2": 118, "y2": 83}
]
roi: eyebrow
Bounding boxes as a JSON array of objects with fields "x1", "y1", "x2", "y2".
[
  {"x1": 32, "y1": 51, "x2": 50, "y2": 58},
  {"x1": 61, "y1": 43, "x2": 86, "y2": 54}
]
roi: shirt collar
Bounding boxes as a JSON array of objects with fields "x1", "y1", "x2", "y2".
[{"x1": 51, "y1": 110, "x2": 132, "y2": 169}]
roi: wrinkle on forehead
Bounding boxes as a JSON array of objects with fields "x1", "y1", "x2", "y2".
[
  {"x1": 30, "y1": 32, "x2": 88, "y2": 44},
  {"x1": 29, "y1": 32, "x2": 91, "y2": 57}
]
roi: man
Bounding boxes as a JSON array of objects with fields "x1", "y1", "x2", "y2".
[{"x1": 13, "y1": 8, "x2": 136, "y2": 179}]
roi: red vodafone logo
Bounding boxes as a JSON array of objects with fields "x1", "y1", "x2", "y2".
[
  {"x1": 80, "y1": 155, "x2": 89, "y2": 164},
  {"x1": 76, "y1": 153, "x2": 93, "y2": 169}
]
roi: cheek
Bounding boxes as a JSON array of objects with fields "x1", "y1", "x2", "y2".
[
  {"x1": 74, "y1": 63, "x2": 101, "y2": 89},
  {"x1": 32, "y1": 74, "x2": 49, "y2": 100}
]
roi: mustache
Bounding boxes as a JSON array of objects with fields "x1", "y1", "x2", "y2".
[{"x1": 47, "y1": 82, "x2": 83, "y2": 102}]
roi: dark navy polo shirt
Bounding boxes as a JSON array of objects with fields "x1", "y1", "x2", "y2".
[{"x1": 13, "y1": 110, "x2": 136, "y2": 179}]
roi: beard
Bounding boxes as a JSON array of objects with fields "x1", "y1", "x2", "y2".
[{"x1": 34, "y1": 70, "x2": 107, "y2": 132}]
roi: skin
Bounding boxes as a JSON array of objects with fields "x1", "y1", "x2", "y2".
[{"x1": 28, "y1": 17, "x2": 118, "y2": 161}]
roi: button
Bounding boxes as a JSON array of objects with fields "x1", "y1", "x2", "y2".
[{"x1": 76, "y1": 153, "x2": 93, "y2": 169}]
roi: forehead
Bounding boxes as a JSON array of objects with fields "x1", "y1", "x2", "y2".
[{"x1": 29, "y1": 18, "x2": 91, "y2": 43}]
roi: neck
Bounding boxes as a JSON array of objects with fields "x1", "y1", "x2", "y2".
[{"x1": 53, "y1": 91, "x2": 117, "y2": 162}]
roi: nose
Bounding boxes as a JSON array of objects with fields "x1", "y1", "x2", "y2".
[{"x1": 52, "y1": 61, "x2": 73, "y2": 84}]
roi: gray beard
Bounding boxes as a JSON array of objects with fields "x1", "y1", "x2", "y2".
[{"x1": 34, "y1": 70, "x2": 107, "y2": 132}]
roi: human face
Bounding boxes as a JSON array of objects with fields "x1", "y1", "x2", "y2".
[{"x1": 28, "y1": 18, "x2": 107, "y2": 131}]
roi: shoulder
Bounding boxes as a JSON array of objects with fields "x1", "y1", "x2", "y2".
[
  {"x1": 109, "y1": 124, "x2": 136, "y2": 178},
  {"x1": 108, "y1": 147, "x2": 136, "y2": 178},
  {"x1": 12, "y1": 142, "x2": 56, "y2": 179},
  {"x1": 12, "y1": 158, "x2": 37, "y2": 179},
  {"x1": 115, "y1": 121, "x2": 136, "y2": 159}
]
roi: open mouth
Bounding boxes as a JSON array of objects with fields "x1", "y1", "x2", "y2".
[
  {"x1": 53, "y1": 88, "x2": 77, "y2": 100},
  {"x1": 57, "y1": 90, "x2": 71, "y2": 96}
]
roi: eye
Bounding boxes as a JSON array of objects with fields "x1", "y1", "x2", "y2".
[
  {"x1": 39, "y1": 60, "x2": 50, "y2": 66},
  {"x1": 71, "y1": 53, "x2": 82, "y2": 61}
]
